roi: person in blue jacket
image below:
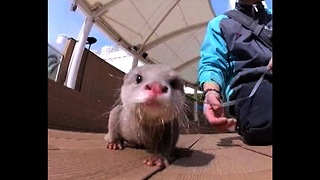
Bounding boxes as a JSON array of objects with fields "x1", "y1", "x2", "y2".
[{"x1": 198, "y1": 0, "x2": 272, "y2": 145}]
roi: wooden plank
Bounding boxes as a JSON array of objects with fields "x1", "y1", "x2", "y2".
[
  {"x1": 48, "y1": 129, "x2": 160, "y2": 180},
  {"x1": 48, "y1": 144, "x2": 60, "y2": 150},
  {"x1": 48, "y1": 129, "x2": 203, "y2": 180},
  {"x1": 186, "y1": 134, "x2": 228, "y2": 151},
  {"x1": 149, "y1": 134, "x2": 272, "y2": 180},
  {"x1": 214, "y1": 133, "x2": 272, "y2": 157},
  {"x1": 48, "y1": 130, "x2": 272, "y2": 179},
  {"x1": 183, "y1": 133, "x2": 272, "y2": 157},
  {"x1": 48, "y1": 148, "x2": 161, "y2": 180},
  {"x1": 48, "y1": 129, "x2": 202, "y2": 151},
  {"x1": 176, "y1": 134, "x2": 203, "y2": 149},
  {"x1": 49, "y1": 136, "x2": 106, "y2": 150},
  {"x1": 49, "y1": 129, "x2": 104, "y2": 140},
  {"x1": 48, "y1": 129, "x2": 104, "y2": 150}
]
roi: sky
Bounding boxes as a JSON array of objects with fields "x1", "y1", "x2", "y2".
[
  {"x1": 48, "y1": 0, "x2": 272, "y2": 54},
  {"x1": 48, "y1": 0, "x2": 115, "y2": 53}
]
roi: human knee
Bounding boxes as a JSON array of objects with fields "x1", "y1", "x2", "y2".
[{"x1": 240, "y1": 118, "x2": 272, "y2": 145}]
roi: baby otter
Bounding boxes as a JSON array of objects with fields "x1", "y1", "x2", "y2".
[{"x1": 104, "y1": 64, "x2": 188, "y2": 168}]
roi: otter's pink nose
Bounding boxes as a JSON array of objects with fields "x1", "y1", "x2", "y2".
[{"x1": 145, "y1": 82, "x2": 168, "y2": 94}]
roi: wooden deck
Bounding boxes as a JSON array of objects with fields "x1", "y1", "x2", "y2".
[{"x1": 48, "y1": 129, "x2": 272, "y2": 180}]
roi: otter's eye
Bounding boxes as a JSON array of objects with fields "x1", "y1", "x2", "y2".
[
  {"x1": 169, "y1": 78, "x2": 181, "y2": 90},
  {"x1": 136, "y1": 74, "x2": 143, "y2": 84}
]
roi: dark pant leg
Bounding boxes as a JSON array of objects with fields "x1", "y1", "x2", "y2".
[{"x1": 233, "y1": 79, "x2": 272, "y2": 145}]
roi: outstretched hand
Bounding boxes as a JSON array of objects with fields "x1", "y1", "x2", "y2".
[{"x1": 203, "y1": 91, "x2": 236, "y2": 132}]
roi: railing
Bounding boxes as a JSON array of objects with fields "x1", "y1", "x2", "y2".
[{"x1": 48, "y1": 44, "x2": 64, "y2": 81}]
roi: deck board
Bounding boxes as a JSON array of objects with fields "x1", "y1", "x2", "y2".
[
  {"x1": 48, "y1": 129, "x2": 202, "y2": 180},
  {"x1": 48, "y1": 129, "x2": 272, "y2": 179},
  {"x1": 48, "y1": 129, "x2": 160, "y2": 180},
  {"x1": 214, "y1": 133, "x2": 272, "y2": 157},
  {"x1": 150, "y1": 134, "x2": 272, "y2": 179}
]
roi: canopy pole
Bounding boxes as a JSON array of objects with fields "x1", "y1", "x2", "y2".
[
  {"x1": 228, "y1": 0, "x2": 236, "y2": 10},
  {"x1": 131, "y1": 56, "x2": 139, "y2": 68},
  {"x1": 65, "y1": 16, "x2": 94, "y2": 89},
  {"x1": 228, "y1": 0, "x2": 268, "y2": 9},
  {"x1": 137, "y1": 0, "x2": 181, "y2": 54}
]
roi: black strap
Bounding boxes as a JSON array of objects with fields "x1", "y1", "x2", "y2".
[{"x1": 225, "y1": 10, "x2": 272, "y2": 51}]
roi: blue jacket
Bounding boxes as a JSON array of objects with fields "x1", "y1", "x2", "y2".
[{"x1": 198, "y1": 7, "x2": 272, "y2": 101}]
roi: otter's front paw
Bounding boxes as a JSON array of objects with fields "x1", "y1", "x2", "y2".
[
  {"x1": 104, "y1": 134, "x2": 124, "y2": 150},
  {"x1": 143, "y1": 155, "x2": 169, "y2": 168},
  {"x1": 106, "y1": 142, "x2": 124, "y2": 150}
]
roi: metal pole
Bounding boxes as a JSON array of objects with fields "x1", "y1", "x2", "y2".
[
  {"x1": 131, "y1": 56, "x2": 139, "y2": 69},
  {"x1": 228, "y1": 0, "x2": 236, "y2": 10},
  {"x1": 262, "y1": 1, "x2": 268, "y2": 8},
  {"x1": 137, "y1": 0, "x2": 181, "y2": 54},
  {"x1": 65, "y1": 16, "x2": 94, "y2": 89}
]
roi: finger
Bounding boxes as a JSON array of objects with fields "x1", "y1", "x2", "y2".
[
  {"x1": 207, "y1": 116, "x2": 228, "y2": 126},
  {"x1": 203, "y1": 105, "x2": 222, "y2": 117},
  {"x1": 211, "y1": 118, "x2": 237, "y2": 133},
  {"x1": 204, "y1": 103, "x2": 224, "y2": 114},
  {"x1": 203, "y1": 108, "x2": 226, "y2": 124},
  {"x1": 205, "y1": 93, "x2": 222, "y2": 107},
  {"x1": 226, "y1": 118, "x2": 237, "y2": 127},
  {"x1": 212, "y1": 104, "x2": 222, "y2": 111}
]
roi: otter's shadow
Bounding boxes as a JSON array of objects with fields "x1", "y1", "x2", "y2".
[{"x1": 172, "y1": 148, "x2": 214, "y2": 167}]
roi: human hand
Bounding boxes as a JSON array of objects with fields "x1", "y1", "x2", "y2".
[
  {"x1": 267, "y1": 58, "x2": 272, "y2": 70},
  {"x1": 203, "y1": 91, "x2": 236, "y2": 132}
]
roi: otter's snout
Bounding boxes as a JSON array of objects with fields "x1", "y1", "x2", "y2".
[{"x1": 145, "y1": 82, "x2": 168, "y2": 95}]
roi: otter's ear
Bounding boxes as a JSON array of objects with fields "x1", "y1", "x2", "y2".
[
  {"x1": 122, "y1": 73, "x2": 131, "y2": 85},
  {"x1": 124, "y1": 66, "x2": 134, "y2": 78},
  {"x1": 123, "y1": 72, "x2": 129, "y2": 81},
  {"x1": 123, "y1": 67, "x2": 136, "y2": 83}
]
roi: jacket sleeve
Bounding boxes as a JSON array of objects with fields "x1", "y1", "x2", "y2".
[{"x1": 198, "y1": 15, "x2": 230, "y2": 91}]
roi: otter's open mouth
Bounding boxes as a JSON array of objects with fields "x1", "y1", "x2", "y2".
[{"x1": 142, "y1": 99, "x2": 163, "y2": 108}]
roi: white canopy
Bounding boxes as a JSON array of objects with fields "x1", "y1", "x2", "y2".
[{"x1": 74, "y1": 0, "x2": 216, "y2": 88}]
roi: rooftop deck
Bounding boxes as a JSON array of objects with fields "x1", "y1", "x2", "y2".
[{"x1": 48, "y1": 129, "x2": 272, "y2": 180}]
